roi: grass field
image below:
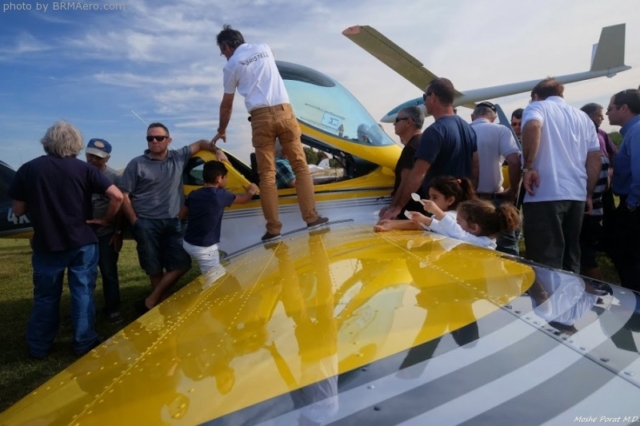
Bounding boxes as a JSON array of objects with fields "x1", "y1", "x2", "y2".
[
  {"x1": 0, "y1": 238, "x2": 200, "y2": 413},
  {"x1": 0, "y1": 236, "x2": 620, "y2": 414}
]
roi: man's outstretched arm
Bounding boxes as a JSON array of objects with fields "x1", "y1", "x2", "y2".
[{"x1": 212, "y1": 93, "x2": 235, "y2": 143}]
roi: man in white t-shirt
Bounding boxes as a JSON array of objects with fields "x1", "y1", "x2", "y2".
[
  {"x1": 470, "y1": 101, "x2": 522, "y2": 255},
  {"x1": 211, "y1": 25, "x2": 328, "y2": 242},
  {"x1": 521, "y1": 78, "x2": 601, "y2": 273}
]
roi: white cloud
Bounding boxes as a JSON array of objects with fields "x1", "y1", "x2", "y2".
[{"x1": 0, "y1": 32, "x2": 51, "y2": 59}]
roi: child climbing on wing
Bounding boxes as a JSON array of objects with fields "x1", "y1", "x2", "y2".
[
  {"x1": 181, "y1": 161, "x2": 258, "y2": 274},
  {"x1": 375, "y1": 176, "x2": 476, "y2": 232}
]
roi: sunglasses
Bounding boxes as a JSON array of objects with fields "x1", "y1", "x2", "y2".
[
  {"x1": 146, "y1": 135, "x2": 168, "y2": 142},
  {"x1": 422, "y1": 91, "x2": 432, "y2": 101},
  {"x1": 395, "y1": 117, "x2": 409, "y2": 123}
]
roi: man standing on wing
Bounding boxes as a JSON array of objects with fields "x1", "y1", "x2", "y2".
[{"x1": 211, "y1": 25, "x2": 328, "y2": 242}]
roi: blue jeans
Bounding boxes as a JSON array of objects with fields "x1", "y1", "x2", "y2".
[
  {"x1": 28, "y1": 244, "x2": 100, "y2": 357},
  {"x1": 131, "y1": 218, "x2": 191, "y2": 276},
  {"x1": 98, "y1": 233, "x2": 120, "y2": 314}
]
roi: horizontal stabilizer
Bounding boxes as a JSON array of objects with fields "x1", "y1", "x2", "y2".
[{"x1": 591, "y1": 24, "x2": 627, "y2": 72}]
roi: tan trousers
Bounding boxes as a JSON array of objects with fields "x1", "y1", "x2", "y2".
[{"x1": 250, "y1": 103, "x2": 319, "y2": 234}]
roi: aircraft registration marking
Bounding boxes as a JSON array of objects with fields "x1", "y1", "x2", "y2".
[{"x1": 5, "y1": 208, "x2": 30, "y2": 225}]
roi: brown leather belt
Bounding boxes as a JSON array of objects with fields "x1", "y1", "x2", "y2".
[{"x1": 250, "y1": 103, "x2": 292, "y2": 117}]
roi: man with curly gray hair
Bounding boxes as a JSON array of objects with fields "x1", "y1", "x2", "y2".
[{"x1": 9, "y1": 120, "x2": 123, "y2": 359}]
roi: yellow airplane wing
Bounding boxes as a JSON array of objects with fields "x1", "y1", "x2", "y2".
[
  {"x1": 0, "y1": 225, "x2": 534, "y2": 425},
  {"x1": 2, "y1": 222, "x2": 639, "y2": 424}
]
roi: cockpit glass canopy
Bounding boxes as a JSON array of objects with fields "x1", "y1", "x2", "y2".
[{"x1": 277, "y1": 61, "x2": 395, "y2": 147}]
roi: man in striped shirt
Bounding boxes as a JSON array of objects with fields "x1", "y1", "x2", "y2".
[{"x1": 578, "y1": 103, "x2": 611, "y2": 279}]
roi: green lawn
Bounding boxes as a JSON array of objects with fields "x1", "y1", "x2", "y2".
[{"x1": 0, "y1": 238, "x2": 199, "y2": 413}]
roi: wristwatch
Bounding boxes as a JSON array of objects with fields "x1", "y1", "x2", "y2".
[{"x1": 521, "y1": 167, "x2": 534, "y2": 173}]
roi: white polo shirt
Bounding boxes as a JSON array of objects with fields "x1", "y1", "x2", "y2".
[
  {"x1": 223, "y1": 43, "x2": 289, "y2": 112},
  {"x1": 470, "y1": 118, "x2": 521, "y2": 193},
  {"x1": 521, "y1": 97, "x2": 599, "y2": 203}
]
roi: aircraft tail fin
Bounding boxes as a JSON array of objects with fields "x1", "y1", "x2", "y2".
[
  {"x1": 590, "y1": 24, "x2": 627, "y2": 72},
  {"x1": 343, "y1": 25, "x2": 474, "y2": 108}
]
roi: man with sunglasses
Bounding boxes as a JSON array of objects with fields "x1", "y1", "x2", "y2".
[
  {"x1": 470, "y1": 101, "x2": 522, "y2": 255},
  {"x1": 119, "y1": 122, "x2": 224, "y2": 312},
  {"x1": 380, "y1": 78, "x2": 478, "y2": 221},
  {"x1": 211, "y1": 25, "x2": 328, "y2": 242},
  {"x1": 379, "y1": 106, "x2": 425, "y2": 219}
]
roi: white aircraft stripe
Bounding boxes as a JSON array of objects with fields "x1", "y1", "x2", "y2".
[
  {"x1": 401, "y1": 343, "x2": 589, "y2": 426},
  {"x1": 257, "y1": 312, "x2": 542, "y2": 426},
  {"x1": 541, "y1": 357, "x2": 640, "y2": 426},
  {"x1": 399, "y1": 287, "x2": 636, "y2": 426},
  {"x1": 256, "y1": 285, "x2": 636, "y2": 426}
]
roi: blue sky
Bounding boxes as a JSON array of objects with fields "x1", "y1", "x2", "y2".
[{"x1": 1, "y1": 0, "x2": 639, "y2": 171}]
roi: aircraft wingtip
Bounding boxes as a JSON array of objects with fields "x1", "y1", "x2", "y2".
[{"x1": 342, "y1": 26, "x2": 362, "y2": 36}]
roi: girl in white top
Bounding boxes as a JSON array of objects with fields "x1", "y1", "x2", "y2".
[
  {"x1": 375, "y1": 176, "x2": 521, "y2": 250},
  {"x1": 413, "y1": 198, "x2": 521, "y2": 250},
  {"x1": 375, "y1": 176, "x2": 476, "y2": 232}
]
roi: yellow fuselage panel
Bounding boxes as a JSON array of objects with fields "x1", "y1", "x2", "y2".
[{"x1": 0, "y1": 226, "x2": 534, "y2": 425}]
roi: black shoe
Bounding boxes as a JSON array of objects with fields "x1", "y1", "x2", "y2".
[
  {"x1": 261, "y1": 231, "x2": 282, "y2": 242},
  {"x1": 307, "y1": 216, "x2": 329, "y2": 229},
  {"x1": 135, "y1": 299, "x2": 151, "y2": 314},
  {"x1": 106, "y1": 311, "x2": 123, "y2": 323}
]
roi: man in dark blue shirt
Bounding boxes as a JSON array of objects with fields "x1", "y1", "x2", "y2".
[
  {"x1": 380, "y1": 78, "x2": 478, "y2": 220},
  {"x1": 9, "y1": 120, "x2": 123, "y2": 358}
]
